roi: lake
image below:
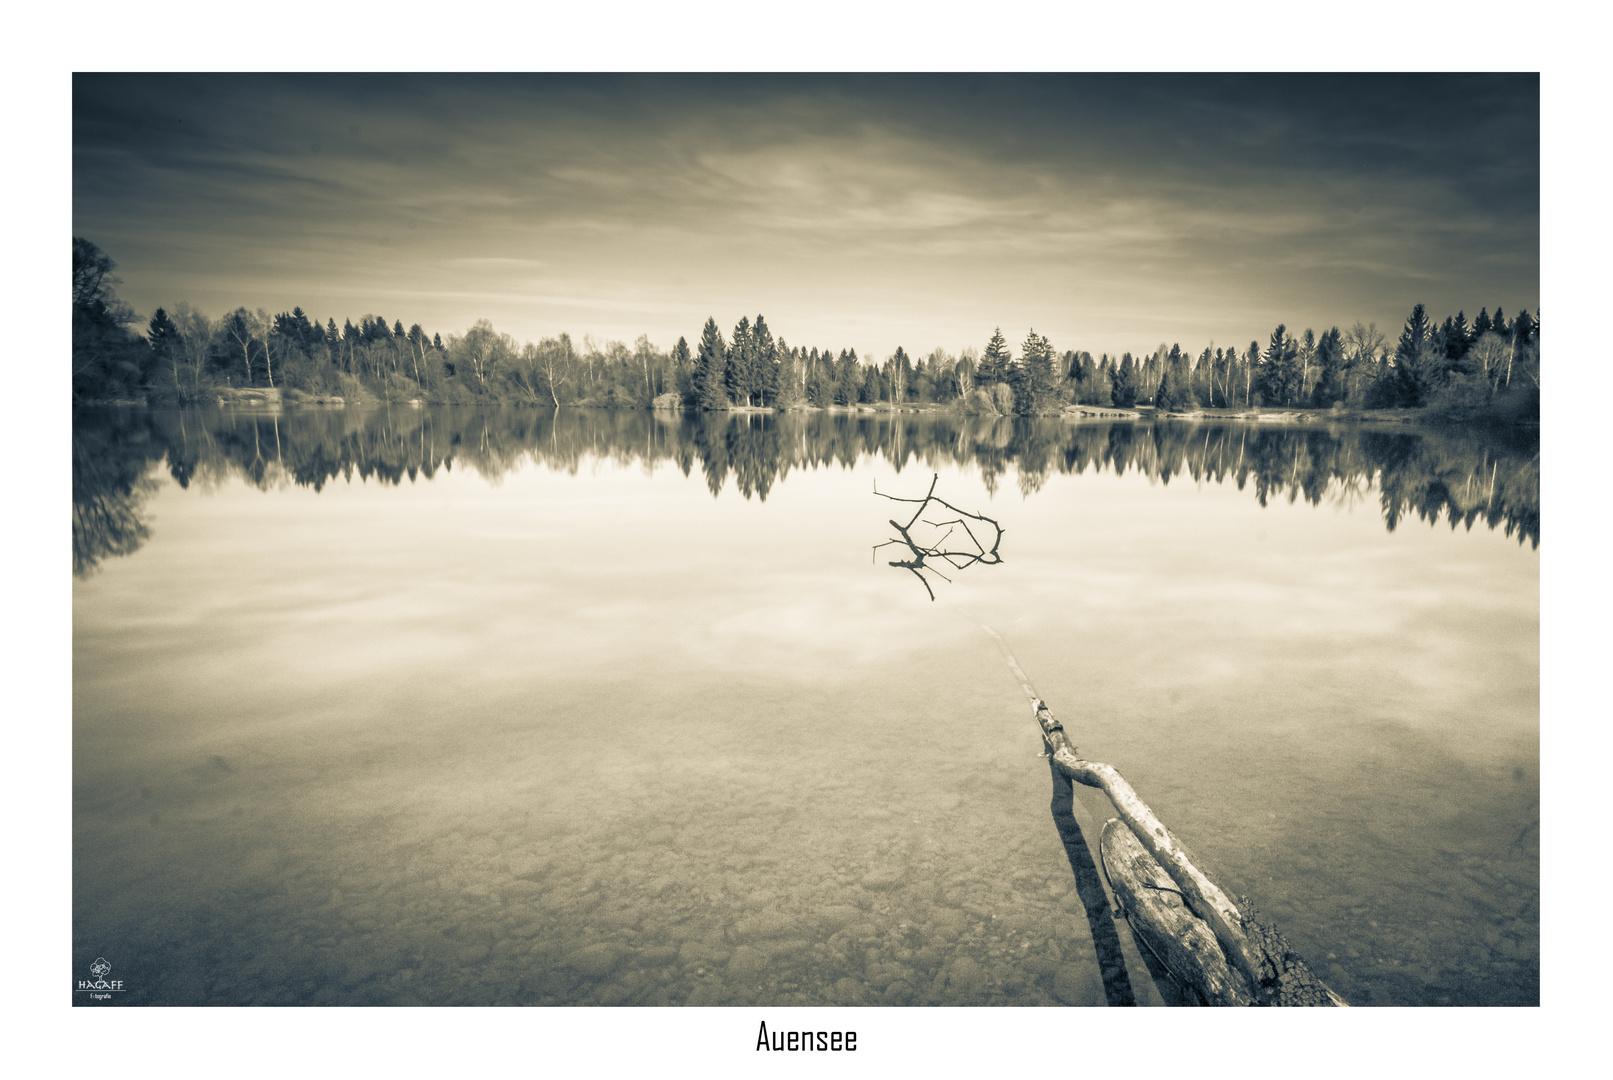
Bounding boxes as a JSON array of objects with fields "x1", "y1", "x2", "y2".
[{"x1": 71, "y1": 405, "x2": 1539, "y2": 1006}]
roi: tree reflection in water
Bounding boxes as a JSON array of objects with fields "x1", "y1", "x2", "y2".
[{"x1": 71, "y1": 406, "x2": 1541, "y2": 576}]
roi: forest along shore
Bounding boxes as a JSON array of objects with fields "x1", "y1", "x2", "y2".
[{"x1": 74, "y1": 239, "x2": 1538, "y2": 430}]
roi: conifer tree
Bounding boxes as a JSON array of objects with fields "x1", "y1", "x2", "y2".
[
  {"x1": 1311, "y1": 327, "x2": 1345, "y2": 406},
  {"x1": 775, "y1": 340, "x2": 802, "y2": 409},
  {"x1": 670, "y1": 335, "x2": 693, "y2": 402},
  {"x1": 1259, "y1": 327, "x2": 1283, "y2": 404},
  {"x1": 287, "y1": 307, "x2": 315, "y2": 351},
  {"x1": 1450, "y1": 311, "x2": 1471, "y2": 359},
  {"x1": 1512, "y1": 308, "x2": 1535, "y2": 345},
  {"x1": 147, "y1": 307, "x2": 180, "y2": 355},
  {"x1": 725, "y1": 316, "x2": 752, "y2": 406},
  {"x1": 1392, "y1": 304, "x2": 1440, "y2": 406},
  {"x1": 1154, "y1": 343, "x2": 1197, "y2": 411},
  {"x1": 695, "y1": 318, "x2": 729, "y2": 410},
  {"x1": 752, "y1": 315, "x2": 777, "y2": 406},
  {"x1": 1114, "y1": 353, "x2": 1139, "y2": 407},
  {"x1": 978, "y1": 327, "x2": 1011, "y2": 384},
  {"x1": 1011, "y1": 329, "x2": 1053, "y2": 414},
  {"x1": 858, "y1": 364, "x2": 881, "y2": 404},
  {"x1": 1395, "y1": 304, "x2": 1430, "y2": 369},
  {"x1": 147, "y1": 307, "x2": 181, "y2": 392}
]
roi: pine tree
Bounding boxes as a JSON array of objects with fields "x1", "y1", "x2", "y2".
[
  {"x1": 1512, "y1": 308, "x2": 1535, "y2": 345},
  {"x1": 1392, "y1": 304, "x2": 1437, "y2": 406},
  {"x1": 147, "y1": 307, "x2": 180, "y2": 355},
  {"x1": 1311, "y1": 327, "x2": 1345, "y2": 406},
  {"x1": 775, "y1": 341, "x2": 802, "y2": 409},
  {"x1": 671, "y1": 335, "x2": 694, "y2": 403},
  {"x1": 1472, "y1": 308, "x2": 1493, "y2": 338},
  {"x1": 1154, "y1": 343, "x2": 1197, "y2": 412},
  {"x1": 1114, "y1": 353, "x2": 1139, "y2": 407},
  {"x1": 752, "y1": 315, "x2": 778, "y2": 406},
  {"x1": 1259, "y1": 325, "x2": 1290, "y2": 405},
  {"x1": 1154, "y1": 364, "x2": 1183, "y2": 411},
  {"x1": 1012, "y1": 329, "x2": 1055, "y2": 414},
  {"x1": 289, "y1": 307, "x2": 315, "y2": 350},
  {"x1": 695, "y1": 318, "x2": 728, "y2": 410},
  {"x1": 1395, "y1": 305, "x2": 1429, "y2": 367},
  {"x1": 147, "y1": 307, "x2": 182, "y2": 392},
  {"x1": 858, "y1": 364, "x2": 881, "y2": 404},
  {"x1": 978, "y1": 327, "x2": 1011, "y2": 385},
  {"x1": 1450, "y1": 311, "x2": 1471, "y2": 360},
  {"x1": 725, "y1": 316, "x2": 752, "y2": 406},
  {"x1": 1242, "y1": 342, "x2": 1260, "y2": 407}
]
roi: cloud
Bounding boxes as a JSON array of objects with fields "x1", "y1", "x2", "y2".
[{"x1": 73, "y1": 74, "x2": 1538, "y2": 361}]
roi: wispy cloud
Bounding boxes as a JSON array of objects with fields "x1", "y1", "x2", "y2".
[{"x1": 73, "y1": 73, "x2": 1538, "y2": 361}]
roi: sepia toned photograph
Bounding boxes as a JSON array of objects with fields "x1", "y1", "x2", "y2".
[{"x1": 71, "y1": 72, "x2": 1538, "y2": 1012}]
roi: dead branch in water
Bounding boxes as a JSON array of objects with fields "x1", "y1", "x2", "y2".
[{"x1": 872, "y1": 472, "x2": 1003, "y2": 600}]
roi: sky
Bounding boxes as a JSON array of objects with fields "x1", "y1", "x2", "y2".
[{"x1": 73, "y1": 73, "x2": 1539, "y2": 363}]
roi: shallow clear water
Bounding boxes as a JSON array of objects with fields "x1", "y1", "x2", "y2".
[{"x1": 72, "y1": 407, "x2": 1538, "y2": 1006}]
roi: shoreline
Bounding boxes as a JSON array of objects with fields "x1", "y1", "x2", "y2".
[{"x1": 72, "y1": 395, "x2": 1537, "y2": 433}]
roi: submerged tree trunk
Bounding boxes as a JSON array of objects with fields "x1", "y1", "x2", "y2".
[
  {"x1": 1098, "y1": 818, "x2": 1253, "y2": 1006},
  {"x1": 1030, "y1": 698, "x2": 1346, "y2": 1007}
]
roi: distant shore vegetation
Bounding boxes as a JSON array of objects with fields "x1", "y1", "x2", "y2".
[{"x1": 73, "y1": 238, "x2": 1539, "y2": 427}]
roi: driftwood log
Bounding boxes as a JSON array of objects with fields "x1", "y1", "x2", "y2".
[
  {"x1": 1098, "y1": 818, "x2": 1253, "y2": 1006},
  {"x1": 1032, "y1": 697, "x2": 1347, "y2": 1007}
]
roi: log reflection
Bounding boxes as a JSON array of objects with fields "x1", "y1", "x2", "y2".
[{"x1": 1048, "y1": 760, "x2": 1138, "y2": 1006}]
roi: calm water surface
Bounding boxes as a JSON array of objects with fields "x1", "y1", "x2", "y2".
[{"x1": 72, "y1": 406, "x2": 1539, "y2": 1006}]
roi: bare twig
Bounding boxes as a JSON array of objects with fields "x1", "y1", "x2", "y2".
[{"x1": 873, "y1": 473, "x2": 1004, "y2": 599}]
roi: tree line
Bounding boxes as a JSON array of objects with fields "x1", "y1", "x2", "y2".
[
  {"x1": 73, "y1": 405, "x2": 1539, "y2": 576},
  {"x1": 73, "y1": 238, "x2": 1538, "y2": 424}
]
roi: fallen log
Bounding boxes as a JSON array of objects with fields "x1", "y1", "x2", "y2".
[
  {"x1": 970, "y1": 620, "x2": 1344, "y2": 1006},
  {"x1": 1098, "y1": 817, "x2": 1254, "y2": 1006},
  {"x1": 1031, "y1": 697, "x2": 1347, "y2": 1007}
]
